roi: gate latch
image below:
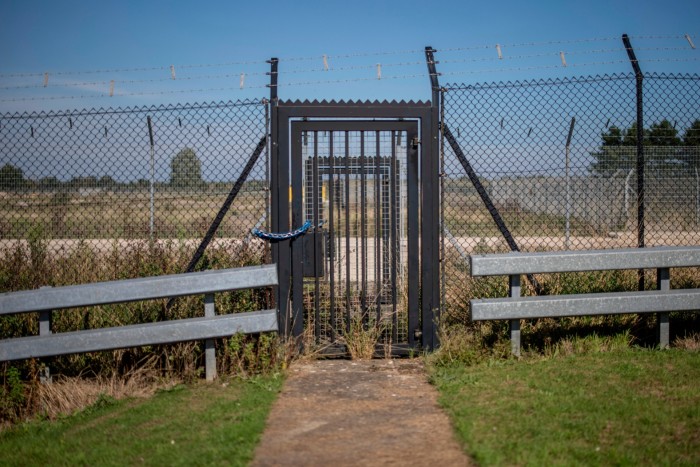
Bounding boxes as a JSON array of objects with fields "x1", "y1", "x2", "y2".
[{"x1": 411, "y1": 136, "x2": 420, "y2": 148}]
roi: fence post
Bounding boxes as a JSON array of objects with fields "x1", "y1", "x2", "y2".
[
  {"x1": 565, "y1": 117, "x2": 576, "y2": 249},
  {"x1": 147, "y1": 116, "x2": 155, "y2": 239},
  {"x1": 509, "y1": 274, "x2": 521, "y2": 356},
  {"x1": 657, "y1": 268, "x2": 670, "y2": 348},
  {"x1": 622, "y1": 34, "x2": 645, "y2": 290},
  {"x1": 204, "y1": 293, "x2": 217, "y2": 381}
]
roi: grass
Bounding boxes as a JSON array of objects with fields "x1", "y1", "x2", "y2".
[
  {"x1": 429, "y1": 346, "x2": 700, "y2": 466},
  {"x1": 0, "y1": 374, "x2": 283, "y2": 466},
  {"x1": 0, "y1": 190, "x2": 266, "y2": 239}
]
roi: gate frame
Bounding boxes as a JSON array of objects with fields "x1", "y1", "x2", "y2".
[{"x1": 270, "y1": 100, "x2": 440, "y2": 350}]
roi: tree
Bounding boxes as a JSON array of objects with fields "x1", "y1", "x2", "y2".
[
  {"x1": 679, "y1": 120, "x2": 700, "y2": 169},
  {"x1": 38, "y1": 176, "x2": 61, "y2": 191},
  {"x1": 590, "y1": 120, "x2": 689, "y2": 175},
  {"x1": 589, "y1": 126, "x2": 635, "y2": 174},
  {"x1": 0, "y1": 164, "x2": 28, "y2": 191},
  {"x1": 98, "y1": 175, "x2": 117, "y2": 189},
  {"x1": 646, "y1": 120, "x2": 681, "y2": 146},
  {"x1": 170, "y1": 147, "x2": 204, "y2": 189}
]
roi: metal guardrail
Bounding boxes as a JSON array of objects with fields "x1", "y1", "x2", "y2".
[
  {"x1": 470, "y1": 246, "x2": 700, "y2": 355},
  {"x1": 470, "y1": 246, "x2": 700, "y2": 276},
  {"x1": 0, "y1": 264, "x2": 278, "y2": 381}
]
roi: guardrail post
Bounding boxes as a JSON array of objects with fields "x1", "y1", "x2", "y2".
[
  {"x1": 39, "y1": 310, "x2": 52, "y2": 336},
  {"x1": 657, "y1": 267, "x2": 670, "y2": 348},
  {"x1": 39, "y1": 286, "x2": 53, "y2": 384},
  {"x1": 204, "y1": 294, "x2": 217, "y2": 381},
  {"x1": 509, "y1": 274, "x2": 521, "y2": 356}
]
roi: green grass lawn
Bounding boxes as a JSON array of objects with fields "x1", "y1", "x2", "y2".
[
  {"x1": 430, "y1": 348, "x2": 700, "y2": 466},
  {"x1": 0, "y1": 374, "x2": 283, "y2": 466}
]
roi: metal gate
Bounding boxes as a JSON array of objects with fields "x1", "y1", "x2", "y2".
[{"x1": 271, "y1": 101, "x2": 439, "y2": 352}]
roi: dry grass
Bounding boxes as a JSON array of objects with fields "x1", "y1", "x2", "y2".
[
  {"x1": 36, "y1": 368, "x2": 175, "y2": 421},
  {"x1": 344, "y1": 316, "x2": 382, "y2": 360},
  {"x1": 1, "y1": 190, "x2": 266, "y2": 240},
  {"x1": 673, "y1": 332, "x2": 700, "y2": 351}
]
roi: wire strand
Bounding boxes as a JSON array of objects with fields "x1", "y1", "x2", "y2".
[{"x1": 1, "y1": 34, "x2": 695, "y2": 80}]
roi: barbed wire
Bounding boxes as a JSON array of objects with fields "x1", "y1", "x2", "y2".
[
  {"x1": 4, "y1": 56, "x2": 698, "y2": 104},
  {"x1": 0, "y1": 60, "x2": 269, "y2": 79},
  {"x1": 0, "y1": 71, "x2": 272, "y2": 91},
  {"x1": 1, "y1": 34, "x2": 695, "y2": 80},
  {"x1": 0, "y1": 83, "x2": 271, "y2": 103},
  {"x1": 1, "y1": 34, "x2": 697, "y2": 104}
]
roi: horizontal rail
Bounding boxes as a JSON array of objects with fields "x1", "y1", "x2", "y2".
[
  {"x1": 471, "y1": 289, "x2": 700, "y2": 321},
  {"x1": 0, "y1": 309, "x2": 278, "y2": 361},
  {"x1": 470, "y1": 246, "x2": 700, "y2": 276},
  {"x1": 0, "y1": 264, "x2": 278, "y2": 315}
]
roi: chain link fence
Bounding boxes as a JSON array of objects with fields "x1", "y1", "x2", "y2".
[
  {"x1": 0, "y1": 99, "x2": 269, "y2": 286},
  {"x1": 441, "y1": 72, "x2": 700, "y2": 310}
]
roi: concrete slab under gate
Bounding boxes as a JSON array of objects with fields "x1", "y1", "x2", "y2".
[{"x1": 251, "y1": 359, "x2": 471, "y2": 467}]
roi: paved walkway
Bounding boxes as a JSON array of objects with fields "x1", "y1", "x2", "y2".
[{"x1": 252, "y1": 359, "x2": 471, "y2": 466}]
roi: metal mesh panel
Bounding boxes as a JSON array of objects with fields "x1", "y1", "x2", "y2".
[
  {"x1": 0, "y1": 100, "x2": 269, "y2": 284},
  {"x1": 301, "y1": 129, "x2": 409, "y2": 345},
  {"x1": 441, "y1": 72, "x2": 700, "y2": 310},
  {"x1": 643, "y1": 73, "x2": 700, "y2": 245}
]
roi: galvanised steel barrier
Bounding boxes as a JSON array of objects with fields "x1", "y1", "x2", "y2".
[
  {"x1": 0, "y1": 264, "x2": 278, "y2": 381},
  {"x1": 469, "y1": 246, "x2": 700, "y2": 355}
]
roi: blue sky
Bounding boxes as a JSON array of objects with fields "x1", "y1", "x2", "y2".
[{"x1": 1, "y1": 0, "x2": 698, "y2": 113}]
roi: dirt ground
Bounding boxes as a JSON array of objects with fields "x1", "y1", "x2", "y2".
[{"x1": 251, "y1": 359, "x2": 471, "y2": 467}]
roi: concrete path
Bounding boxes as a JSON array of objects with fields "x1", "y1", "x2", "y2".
[{"x1": 252, "y1": 359, "x2": 471, "y2": 466}]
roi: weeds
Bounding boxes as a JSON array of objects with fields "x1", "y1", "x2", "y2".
[
  {"x1": 343, "y1": 315, "x2": 383, "y2": 360},
  {"x1": 0, "y1": 367, "x2": 25, "y2": 424},
  {"x1": 35, "y1": 365, "x2": 171, "y2": 421}
]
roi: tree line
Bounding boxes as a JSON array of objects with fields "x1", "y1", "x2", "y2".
[
  {"x1": 0, "y1": 147, "x2": 207, "y2": 192},
  {"x1": 590, "y1": 119, "x2": 700, "y2": 174}
]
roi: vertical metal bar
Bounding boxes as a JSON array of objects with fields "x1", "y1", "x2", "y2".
[
  {"x1": 565, "y1": 117, "x2": 576, "y2": 250},
  {"x1": 39, "y1": 286, "x2": 52, "y2": 384},
  {"x1": 407, "y1": 125, "x2": 420, "y2": 348},
  {"x1": 291, "y1": 125, "x2": 304, "y2": 338},
  {"x1": 439, "y1": 91, "x2": 447, "y2": 327},
  {"x1": 267, "y1": 58, "x2": 279, "y2": 101},
  {"x1": 313, "y1": 132, "x2": 320, "y2": 342},
  {"x1": 375, "y1": 131, "x2": 382, "y2": 323},
  {"x1": 39, "y1": 310, "x2": 52, "y2": 336},
  {"x1": 622, "y1": 34, "x2": 645, "y2": 291},
  {"x1": 426, "y1": 47, "x2": 442, "y2": 348},
  {"x1": 265, "y1": 102, "x2": 270, "y2": 234},
  {"x1": 39, "y1": 285, "x2": 53, "y2": 337},
  {"x1": 509, "y1": 274, "x2": 521, "y2": 356},
  {"x1": 355, "y1": 154, "x2": 360, "y2": 292},
  {"x1": 345, "y1": 131, "x2": 351, "y2": 333},
  {"x1": 204, "y1": 293, "x2": 217, "y2": 381},
  {"x1": 657, "y1": 267, "x2": 670, "y2": 348},
  {"x1": 390, "y1": 131, "x2": 399, "y2": 343},
  {"x1": 268, "y1": 59, "x2": 288, "y2": 336},
  {"x1": 276, "y1": 116, "x2": 291, "y2": 336},
  {"x1": 328, "y1": 132, "x2": 336, "y2": 342},
  {"x1": 360, "y1": 132, "x2": 367, "y2": 324},
  {"x1": 422, "y1": 104, "x2": 440, "y2": 350},
  {"x1": 147, "y1": 116, "x2": 155, "y2": 239}
]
